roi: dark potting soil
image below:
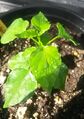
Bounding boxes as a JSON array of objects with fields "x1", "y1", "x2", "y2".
[{"x1": 0, "y1": 24, "x2": 84, "y2": 119}]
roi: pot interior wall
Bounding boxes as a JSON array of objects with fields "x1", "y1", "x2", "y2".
[{"x1": 0, "y1": 6, "x2": 84, "y2": 33}]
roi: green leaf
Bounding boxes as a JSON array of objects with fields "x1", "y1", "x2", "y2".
[
  {"x1": 31, "y1": 12, "x2": 51, "y2": 36},
  {"x1": 8, "y1": 47, "x2": 36, "y2": 70},
  {"x1": 30, "y1": 46, "x2": 62, "y2": 93},
  {"x1": 17, "y1": 29, "x2": 38, "y2": 39},
  {"x1": 56, "y1": 22, "x2": 77, "y2": 45},
  {"x1": 40, "y1": 32, "x2": 52, "y2": 45},
  {"x1": 53, "y1": 63, "x2": 68, "y2": 90},
  {"x1": 1, "y1": 18, "x2": 29, "y2": 44},
  {"x1": 3, "y1": 68, "x2": 37, "y2": 108}
]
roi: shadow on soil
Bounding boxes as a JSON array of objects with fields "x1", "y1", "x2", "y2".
[{"x1": 54, "y1": 74, "x2": 84, "y2": 119}]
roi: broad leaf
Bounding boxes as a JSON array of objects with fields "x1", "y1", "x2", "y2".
[
  {"x1": 30, "y1": 46, "x2": 62, "y2": 93},
  {"x1": 17, "y1": 29, "x2": 38, "y2": 39},
  {"x1": 31, "y1": 12, "x2": 51, "y2": 35},
  {"x1": 8, "y1": 47, "x2": 36, "y2": 70},
  {"x1": 3, "y1": 68, "x2": 37, "y2": 108},
  {"x1": 1, "y1": 18, "x2": 29, "y2": 44},
  {"x1": 56, "y1": 22, "x2": 77, "y2": 45}
]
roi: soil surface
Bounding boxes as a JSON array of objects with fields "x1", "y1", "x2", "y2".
[{"x1": 0, "y1": 25, "x2": 84, "y2": 119}]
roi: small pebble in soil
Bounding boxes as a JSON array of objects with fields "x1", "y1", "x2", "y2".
[
  {"x1": 72, "y1": 51, "x2": 80, "y2": 57},
  {"x1": 33, "y1": 112, "x2": 39, "y2": 118},
  {"x1": 64, "y1": 45, "x2": 68, "y2": 48},
  {"x1": 41, "y1": 91, "x2": 48, "y2": 97},
  {"x1": 14, "y1": 44, "x2": 17, "y2": 47},
  {"x1": 26, "y1": 99, "x2": 33, "y2": 105},
  {"x1": 8, "y1": 114, "x2": 13, "y2": 119},
  {"x1": 54, "y1": 95, "x2": 63, "y2": 107},
  {"x1": 51, "y1": 43, "x2": 58, "y2": 47},
  {"x1": 60, "y1": 91, "x2": 69, "y2": 103},
  {"x1": 77, "y1": 62, "x2": 81, "y2": 67},
  {"x1": 71, "y1": 70, "x2": 74, "y2": 73},
  {"x1": 15, "y1": 106, "x2": 27, "y2": 119},
  {"x1": 0, "y1": 72, "x2": 6, "y2": 85},
  {"x1": 6, "y1": 69, "x2": 10, "y2": 73}
]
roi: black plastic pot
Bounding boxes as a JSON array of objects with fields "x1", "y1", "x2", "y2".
[
  {"x1": 0, "y1": 5, "x2": 84, "y2": 33},
  {"x1": 0, "y1": 5, "x2": 84, "y2": 119}
]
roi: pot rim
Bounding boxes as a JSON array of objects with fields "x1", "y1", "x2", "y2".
[{"x1": 0, "y1": 5, "x2": 84, "y2": 32}]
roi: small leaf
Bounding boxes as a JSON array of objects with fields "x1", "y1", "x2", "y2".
[
  {"x1": 56, "y1": 22, "x2": 77, "y2": 45},
  {"x1": 40, "y1": 32, "x2": 52, "y2": 45},
  {"x1": 3, "y1": 68, "x2": 37, "y2": 108},
  {"x1": 30, "y1": 46, "x2": 62, "y2": 93},
  {"x1": 1, "y1": 18, "x2": 29, "y2": 44},
  {"x1": 17, "y1": 29, "x2": 38, "y2": 39},
  {"x1": 8, "y1": 47, "x2": 36, "y2": 70},
  {"x1": 54, "y1": 63, "x2": 68, "y2": 90},
  {"x1": 31, "y1": 12, "x2": 51, "y2": 35}
]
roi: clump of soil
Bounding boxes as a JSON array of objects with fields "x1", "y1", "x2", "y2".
[{"x1": 0, "y1": 24, "x2": 84, "y2": 119}]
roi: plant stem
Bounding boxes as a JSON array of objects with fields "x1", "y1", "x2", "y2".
[
  {"x1": 37, "y1": 36, "x2": 44, "y2": 47},
  {"x1": 69, "y1": 38, "x2": 77, "y2": 46},
  {"x1": 32, "y1": 37, "x2": 40, "y2": 46},
  {"x1": 47, "y1": 35, "x2": 61, "y2": 45}
]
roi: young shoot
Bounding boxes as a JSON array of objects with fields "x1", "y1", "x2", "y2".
[{"x1": 0, "y1": 11, "x2": 77, "y2": 108}]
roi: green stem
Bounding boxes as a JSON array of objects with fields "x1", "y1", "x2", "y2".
[
  {"x1": 47, "y1": 35, "x2": 61, "y2": 45},
  {"x1": 69, "y1": 38, "x2": 77, "y2": 46},
  {"x1": 32, "y1": 37, "x2": 40, "y2": 46},
  {"x1": 37, "y1": 36, "x2": 44, "y2": 47}
]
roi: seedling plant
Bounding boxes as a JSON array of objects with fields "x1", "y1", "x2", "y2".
[{"x1": 0, "y1": 12, "x2": 77, "y2": 108}]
